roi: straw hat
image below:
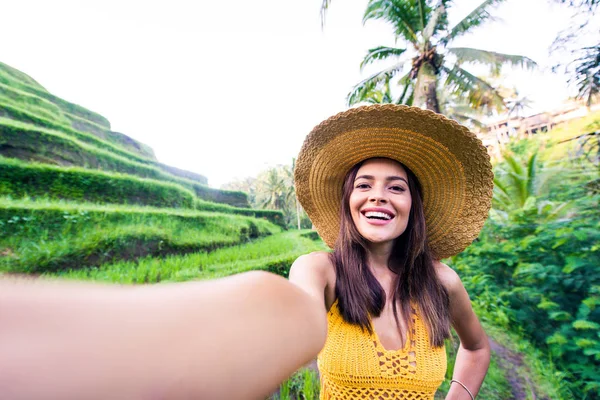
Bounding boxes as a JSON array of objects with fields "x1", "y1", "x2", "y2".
[{"x1": 294, "y1": 104, "x2": 493, "y2": 259}]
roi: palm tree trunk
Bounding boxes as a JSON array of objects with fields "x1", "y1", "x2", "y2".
[
  {"x1": 413, "y1": 63, "x2": 440, "y2": 113},
  {"x1": 296, "y1": 196, "x2": 301, "y2": 230}
]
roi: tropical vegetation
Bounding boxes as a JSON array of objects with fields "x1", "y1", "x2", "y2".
[{"x1": 2, "y1": 0, "x2": 600, "y2": 397}]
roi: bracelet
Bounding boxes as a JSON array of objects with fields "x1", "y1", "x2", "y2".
[{"x1": 450, "y1": 379, "x2": 475, "y2": 400}]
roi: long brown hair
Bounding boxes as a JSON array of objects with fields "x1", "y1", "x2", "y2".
[{"x1": 330, "y1": 158, "x2": 451, "y2": 347}]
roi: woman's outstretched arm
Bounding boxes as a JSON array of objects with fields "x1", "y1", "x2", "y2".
[{"x1": 0, "y1": 271, "x2": 327, "y2": 400}]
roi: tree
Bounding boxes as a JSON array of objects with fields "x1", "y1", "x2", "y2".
[
  {"x1": 506, "y1": 89, "x2": 532, "y2": 119},
  {"x1": 571, "y1": 44, "x2": 600, "y2": 106},
  {"x1": 324, "y1": 0, "x2": 536, "y2": 113},
  {"x1": 551, "y1": 0, "x2": 600, "y2": 106}
]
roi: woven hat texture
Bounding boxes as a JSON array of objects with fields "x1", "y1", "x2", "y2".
[{"x1": 294, "y1": 104, "x2": 493, "y2": 259}]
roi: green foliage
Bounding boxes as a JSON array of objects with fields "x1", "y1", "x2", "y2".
[
  {"x1": 0, "y1": 63, "x2": 109, "y2": 128},
  {"x1": 269, "y1": 367, "x2": 320, "y2": 400},
  {"x1": 193, "y1": 183, "x2": 248, "y2": 207},
  {"x1": 225, "y1": 162, "x2": 311, "y2": 229},
  {"x1": 0, "y1": 157, "x2": 197, "y2": 208},
  {"x1": 194, "y1": 198, "x2": 286, "y2": 228},
  {"x1": 450, "y1": 151, "x2": 600, "y2": 398},
  {"x1": 0, "y1": 197, "x2": 282, "y2": 274},
  {"x1": 0, "y1": 83, "x2": 68, "y2": 124},
  {"x1": 0, "y1": 61, "x2": 47, "y2": 91},
  {"x1": 49, "y1": 230, "x2": 325, "y2": 284}
]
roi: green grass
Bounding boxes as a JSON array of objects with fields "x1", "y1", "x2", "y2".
[
  {"x1": 0, "y1": 83, "x2": 67, "y2": 124},
  {"x1": 0, "y1": 62, "x2": 110, "y2": 129},
  {"x1": 0, "y1": 156, "x2": 197, "y2": 209},
  {"x1": 0, "y1": 103, "x2": 157, "y2": 163},
  {"x1": 0, "y1": 61, "x2": 47, "y2": 92},
  {"x1": 0, "y1": 162, "x2": 281, "y2": 225},
  {"x1": 0, "y1": 197, "x2": 284, "y2": 273},
  {"x1": 50, "y1": 230, "x2": 326, "y2": 283}
]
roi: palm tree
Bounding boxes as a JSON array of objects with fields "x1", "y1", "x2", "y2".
[
  {"x1": 326, "y1": 0, "x2": 536, "y2": 113},
  {"x1": 506, "y1": 90, "x2": 532, "y2": 119},
  {"x1": 255, "y1": 165, "x2": 299, "y2": 227},
  {"x1": 571, "y1": 44, "x2": 600, "y2": 107}
]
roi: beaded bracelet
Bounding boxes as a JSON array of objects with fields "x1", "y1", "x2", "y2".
[{"x1": 450, "y1": 379, "x2": 475, "y2": 400}]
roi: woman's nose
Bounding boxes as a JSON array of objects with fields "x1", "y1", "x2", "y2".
[{"x1": 368, "y1": 190, "x2": 387, "y2": 204}]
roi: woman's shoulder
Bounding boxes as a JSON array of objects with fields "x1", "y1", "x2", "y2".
[
  {"x1": 289, "y1": 251, "x2": 336, "y2": 309},
  {"x1": 292, "y1": 251, "x2": 335, "y2": 279},
  {"x1": 433, "y1": 260, "x2": 463, "y2": 296}
]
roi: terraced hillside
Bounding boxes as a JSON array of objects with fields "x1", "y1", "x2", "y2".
[{"x1": 0, "y1": 61, "x2": 325, "y2": 282}]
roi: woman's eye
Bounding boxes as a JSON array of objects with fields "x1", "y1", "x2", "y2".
[
  {"x1": 389, "y1": 186, "x2": 405, "y2": 192},
  {"x1": 355, "y1": 183, "x2": 370, "y2": 189}
]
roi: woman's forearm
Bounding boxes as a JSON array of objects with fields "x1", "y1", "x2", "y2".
[
  {"x1": 0, "y1": 271, "x2": 327, "y2": 400},
  {"x1": 446, "y1": 342, "x2": 490, "y2": 400}
]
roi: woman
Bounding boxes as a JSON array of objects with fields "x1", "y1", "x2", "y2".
[
  {"x1": 0, "y1": 105, "x2": 491, "y2": 400},
  {"x1": 290, "y1": 104, "x2": 493, "y2": 399}
]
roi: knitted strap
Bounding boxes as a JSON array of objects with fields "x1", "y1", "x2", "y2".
[{"x1": 450, "y1": 379, "x2": 475, "y2": 400}]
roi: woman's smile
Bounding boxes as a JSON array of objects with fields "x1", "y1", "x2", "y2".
[{"x1": 360, "y1": 207, "x2": 396, "y2": 225}]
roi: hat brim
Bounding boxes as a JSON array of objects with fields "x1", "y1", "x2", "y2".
[{"x1": 294, "y1": 105, "x2": 493, "y2": 259}]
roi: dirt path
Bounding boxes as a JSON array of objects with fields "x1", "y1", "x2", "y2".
[{"x1": 489, "y1": 338, "x2": 541, "y2": 400}]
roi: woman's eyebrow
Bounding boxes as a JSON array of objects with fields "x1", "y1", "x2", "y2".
[
  {"x1": 354, "y1": 175, "x2": 408, "y2": 184},
  {"x1": 387, "y1": 176, "x2": 408, "y2": 184}
]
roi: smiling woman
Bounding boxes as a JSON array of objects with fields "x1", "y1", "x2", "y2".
[{"x1": 291, "y1": 104, "x2": 494, "y2": 399}]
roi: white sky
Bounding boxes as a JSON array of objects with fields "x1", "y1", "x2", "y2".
[{"x1": 0, "y1": 0, "x2": 580, "y2": 187}]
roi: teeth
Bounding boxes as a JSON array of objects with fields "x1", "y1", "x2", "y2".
[{"x1": 364, "y1": 211, "x2": 393, "y2": 220}]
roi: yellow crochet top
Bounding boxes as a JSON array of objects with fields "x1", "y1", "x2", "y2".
[{"x1": 317, "y1": 300, "x2": 446, "y2": 399}]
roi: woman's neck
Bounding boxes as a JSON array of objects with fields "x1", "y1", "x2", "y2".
[{"x1": 366, "y1": 241, "x2": 393, "y2": 273}]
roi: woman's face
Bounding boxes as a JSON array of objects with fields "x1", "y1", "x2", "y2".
[{"x1": 349, "y1": 158, "x2": 412, "y2": 247}]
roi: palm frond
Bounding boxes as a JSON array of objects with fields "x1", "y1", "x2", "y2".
[
  {"x1": 320, "y1": 0, "x2": 332, "y2": 27},
  {"x1": 450, "y1": 113, "x2": 487, "y2": 129},
  {"x1": 503, "y1": 154, "x2": 528, "y2": 206},
  {"x1": 447, "y1": 47, "x2": 537, "y2": 75},
  {"x1": 423, "y1": 1, "x2": 447, "y2": 41},
  {"x1": 397, "y1": 72, "x2": 415, "y2": 105},
  {"x1": 439, "y1": 0, "x2": 506, "y2": 45},
  {"x1": 360, "y1": 46, "x2": 407, "y2": 69},
  {"x1": 442, "y1": 65, "x2": 506, "y2": 113},
  {"x1": 364, "y1": 0, "x2": 420, "y2": 43},
  {"x1": 526, "y1": 152, "x2": 538, "y2": 197},
  {"x1": 417, "y1": 0, "x2": 428, "y2": 31},
  {"x1": 572, "y1": 45, "x2": 600, "y2": 106},
  {"x1": 347, "y1": 64, "x2": 404, "y2": 106}
]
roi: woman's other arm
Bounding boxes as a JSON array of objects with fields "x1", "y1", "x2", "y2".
[
  {"x1": 0, "y1": 271, "x2": 327, "y2": 400},
  {"x1": 436, "y1": 262, "x2": 491, "y2": 400}
]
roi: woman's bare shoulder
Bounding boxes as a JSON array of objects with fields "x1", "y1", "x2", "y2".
[
  {"x1": 289, "y1": 251, "x2": 336, "y2": 308},
  {"x1": 292, "y1": 251, "x2": 335, "y2": 280},
  {"x1": 433, "y1": 260, "x2": 463, "y2": 296}
]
